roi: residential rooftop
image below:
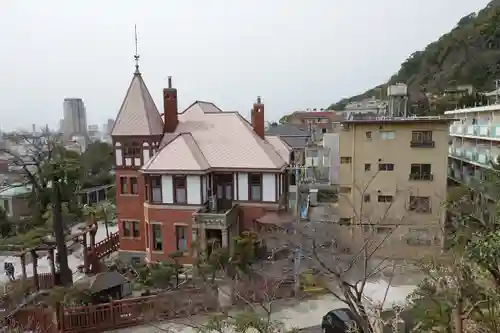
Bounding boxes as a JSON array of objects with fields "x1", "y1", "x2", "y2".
[
  {"x1": 140, "y1": 101, "x2": 290, "y2": 173},
  {"x1": 0, "y1": 183, "x2": 32, "y2": 197},
  {"x1": 112, "y1": 68, "x2": 291, "y2": 173},
  {"x1": 443, "y1": 104, "x2": 500, "y2": 115}
]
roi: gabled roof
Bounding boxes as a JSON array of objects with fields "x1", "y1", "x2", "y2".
[
  {"x1": 280, "y1": 136, "x2": 309, "y2": 149},
  {"x1": 265, "y1": 136, "x2": 291, "y2": 164},
  {"x1": 265, "y1": 123, "x2": 309, "y2": 136},
  {"x1": 142, "y1": 101, "x2": 288, "y2": 173},
  {"x1": 111, "y1": 71, "x2": 164, "y2": 136},
  {"x1": 75, "y1": 271, "x2": 128, "y2": 293},
  {"x1": 143, "y1": 133, "x2": 210, "y2": 172}
]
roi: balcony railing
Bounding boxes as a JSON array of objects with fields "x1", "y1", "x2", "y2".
[
  {"x1": 448, "y1": 147, "x2": 497, "y2": 168},
  {"x1": 409, "y1": 173, "x2": 433, "y2": 181},
  {"x1": 192, "y1": 199, "x2": 239, "y2": 229},
  {"x1": 410, "y1": 140, "x2": 435, "y2": 148},
  {"x1": 449, "y1": 124, "x2": 500, "y2": 139}
]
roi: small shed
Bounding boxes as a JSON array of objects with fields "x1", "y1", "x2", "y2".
[
  {"x1": 0, "y1": 183, "x2": 32, "y2": 223},
  {"x1": 74, "y1": 271, "x2": 131, "y2": 304}
]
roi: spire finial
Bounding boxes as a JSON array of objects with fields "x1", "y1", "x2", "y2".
[{"x1": 134, "y1": 24, "x2": 140, "y2": 74}]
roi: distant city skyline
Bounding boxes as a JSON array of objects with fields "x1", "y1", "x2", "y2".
[
  {"x1": 62, "y1": 98, "x2": 87, "y2": 140},
  {"x1": 0, "y1": 0, "x2": 491, "y2": 131}
]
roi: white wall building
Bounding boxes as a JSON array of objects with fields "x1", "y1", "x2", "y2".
[{"x1": 344, "y1": 97, "x2": 387, "y2": 119}]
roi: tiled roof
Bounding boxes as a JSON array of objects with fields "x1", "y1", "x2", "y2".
[
  {"x1": 142, "y1": 102, "x2": 288, "y2": 173},
  {"x1": 111, "y1": 71, "x2": 164, "y2": 136},
  {"x1": 143, "y1": 133, "x2": 210, "y2": 172},
  {"x1": 280, "y1": 136, "x2": 309, "y2": 149},
  {"x1": 265, "y1": 123, "x2": 309, "y2": 136},
  {"x1": 265, "y1": 136, "x2": 291, "y2": 164}
]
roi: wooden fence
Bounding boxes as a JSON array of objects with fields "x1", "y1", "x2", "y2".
[
  {"x1": 59, "y1": 287, "x2": 218, "y2": 333},
  {"x1": 4, "y1": 305, "x2": 55, "y2": 333},
  {"x1": 4, "y1": 278, "x2": 294, "y2": 333}
]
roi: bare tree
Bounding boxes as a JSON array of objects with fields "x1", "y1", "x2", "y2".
[
  {"x1": 407, "y1": 182, "x2": 500, "y2": 333},
  {"x1": 127, "y1": 233, "x2": 297, "y2": 333},
  {"x1": 283, "y1": 169, "x2": 441, "y2": 333},
  {"x1": 0, "y1": 132, "x2": 82, "y2": 286}
]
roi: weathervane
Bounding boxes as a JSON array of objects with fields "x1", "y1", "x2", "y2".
[{"x1": 134, "y1": 24, "x2": 140, "y2": 73}]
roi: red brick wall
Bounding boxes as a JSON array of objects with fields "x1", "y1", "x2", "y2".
[
  {"x1": 240, "y1": 205, "x2": 268, "y2": 230},
  {"x1": 115, "y1": 170, "x2": 146, "y2": 253},
  {"x1": 0, "y1": 160, "x2": 8, "y2": 173},
  {"x1": 116, "y1": 171, "x2": 276, "y2": 263},
  {"x1": 146, "y1": 207, "x2": 196, "y2": 264}
]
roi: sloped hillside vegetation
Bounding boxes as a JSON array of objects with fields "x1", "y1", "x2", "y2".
[{"x1": 328, "y1": 0, "x2": 500, "y2": 111}]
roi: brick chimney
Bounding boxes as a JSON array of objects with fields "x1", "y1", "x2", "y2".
[
  {"x1": 251, "y1": 96, "x2": 265, "y2": 139},
  {"x1": 163, "y1": 76, "x2": 178, "y2": 133}
]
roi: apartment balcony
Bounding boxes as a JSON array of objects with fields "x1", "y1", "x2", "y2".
[
  {"x1": 449, "y1": 124, "x2": 464, "y2": 135},
  {"x1": 192, "y1": 198, "x2": 239, "y2": 230},
  {"x1": 448, "y1": 147, "x2": 497, "y2": 168},
  {"x1": 449, "y1": 124, "x2": 500, "y2": 140},
  {"x1": 447, "y1": 168, "x2": 476, "y2": 186}
]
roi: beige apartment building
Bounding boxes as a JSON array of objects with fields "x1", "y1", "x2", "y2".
[{"x1": 335, "y1": 117, "x2": 452, "y2": 259}]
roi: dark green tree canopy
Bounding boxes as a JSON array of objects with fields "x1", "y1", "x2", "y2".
[{"x1": 327, "y1": 2, "x2": 500, "y2": 112}]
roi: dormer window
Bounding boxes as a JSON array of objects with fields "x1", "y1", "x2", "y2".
[{"x1": 123, "y1": 144, "x2": 140, "y2": 158}]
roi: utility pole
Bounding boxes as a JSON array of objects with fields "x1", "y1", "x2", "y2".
[
  {"x1": 494, "y1": 79, "x2": 500, "y2": 104},
  {"x1": 288, "y1": 163, "x2": 304, "y2": 295}
]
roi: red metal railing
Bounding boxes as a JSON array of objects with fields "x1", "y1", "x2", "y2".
[{"x1": 89, "y1": 231, "x2": 120, "y2": 259}]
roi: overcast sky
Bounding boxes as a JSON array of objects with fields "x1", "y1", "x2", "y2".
[{"x1": 0, "y1": 0, "x2": 491, "y2": 131}]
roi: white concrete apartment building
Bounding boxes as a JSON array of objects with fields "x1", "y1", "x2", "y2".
[{"x1": 446, "y1": 104, "x2": 500, "y2": 222}]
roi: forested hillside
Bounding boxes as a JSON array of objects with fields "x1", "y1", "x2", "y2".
[{"x1": 328, "y1": 0, "x2": 500, "y2": 111}]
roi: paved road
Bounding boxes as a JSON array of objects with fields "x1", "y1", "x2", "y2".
[
  {"x1": 299, "y1": 325, "x2": 322, "y2": 333},
  {"x1": 111, "y1": 295, "x2": 339, "y2": 333},
  {"x1": 112, "y1": 284, "x2": 414, "y2": 333}
]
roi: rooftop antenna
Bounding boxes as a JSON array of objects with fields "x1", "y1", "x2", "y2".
[{"x1": 134, "y1": 24, "x2": 140, "y2": 74}]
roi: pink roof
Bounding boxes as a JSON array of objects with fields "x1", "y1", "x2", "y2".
[
  {"x1": 142, "y1": 102, "x2": 289, "y2": 173},
  {"x1": 265, "y1": 136, "x2": 291, "y2": 164},
  {"x1": 111, "y1": 71, "x2": 164, "y2": 136},
  {"x1": 143, "y1": 133, "x2": 210, "y2": 172}
]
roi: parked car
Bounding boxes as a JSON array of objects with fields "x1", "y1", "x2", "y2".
[{"x1": 321, "y1": 308, "x2": 361, "y2": 333}]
